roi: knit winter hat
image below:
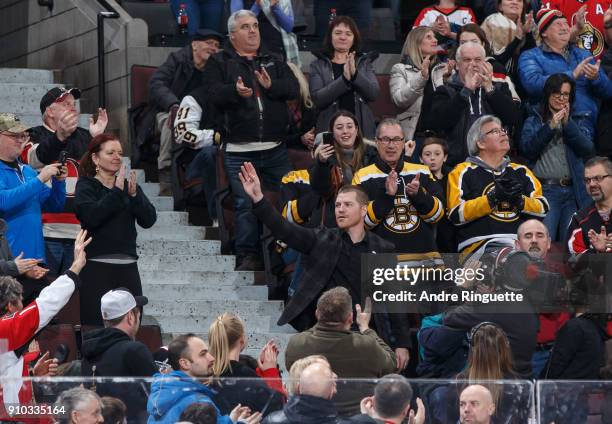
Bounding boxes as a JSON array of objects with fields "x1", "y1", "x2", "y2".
[{"x1": 536, "y1": 8, "x2": 566, "y2": 35}]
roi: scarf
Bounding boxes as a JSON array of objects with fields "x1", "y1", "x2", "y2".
[{"x1": 260, "y1": 0, "x2": 301, "y2": 66}]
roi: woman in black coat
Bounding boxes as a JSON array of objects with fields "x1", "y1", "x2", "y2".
[{"x1": 74, "y1": 133, "x2": 156, "y2": 325}]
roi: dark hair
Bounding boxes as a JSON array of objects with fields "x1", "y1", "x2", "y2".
[
  {"x1": 328, "y1": 110, "x2": 366, "y2": 172},
  {"x1": 79, "y1": 133, "x2": 121, "y2": 177},
  {"x1": 0, "y1": 276, "x2": 23, "y2": 313},
  {"x1": 420, "y1": 137, "x2": 449, "y2": 155},
  {"x1": 541, "y1": 73, "x2": 575, "y2": 122},
  {"x1": 337, "y1": 185, "x2": 369, "y2": 206},
  {"x1": 101, "y1": 396, "x2": 127, "y2": 424},
  {"x1": 374, "y1": 374, "x2": 413, "y2": 418},
  {"x1": 585, "y1": 156, "x2": 612, "y2": 175},
  {"x1": 316, "y1": 287, "x2": 353, "y2": 325},
  {"x1": 455, "y1": 24, "x2": 493, "y2": 56},
  {"x1": 322, "y1": 16, "x2": 361, "y2": 58},
  {"x1": 179, "y1": 402, "x2": 218, "y2": 424},
  {"x1": 168, "y1": 333, "x2": 196, "y2": 371}
]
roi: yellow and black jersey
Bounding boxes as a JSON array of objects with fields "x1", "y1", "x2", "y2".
[
  {"x1": 281, "y1": 169, "x2": 335, "y2": 228},
  {"x1": 352, "y1": 158, "x2": 444, "y2": 255},
  {"x1": 447, "y1": 158, "x2": 549, "y2": 256}
]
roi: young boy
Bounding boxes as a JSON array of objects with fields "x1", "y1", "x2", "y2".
[{"x1": 420, "y1": 137, "x2": 456, "y2": 253}]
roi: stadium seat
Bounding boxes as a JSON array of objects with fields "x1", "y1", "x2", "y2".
[
  {"x1": 54, "y1": 290, "x2": 80, "y2": 325},
  {"x1": 36, "y1": 324, "x2": 78, "y2": 363},
  {"x1": 136, "y1": 324, "x2": 163, "y2": 352}
]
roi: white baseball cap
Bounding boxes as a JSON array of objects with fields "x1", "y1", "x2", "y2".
[{"x1": 100, "y1": 288, "x2": 148, "y2": 320}]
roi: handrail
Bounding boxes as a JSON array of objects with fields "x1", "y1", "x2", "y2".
[{"x1": 96, "y1": 0, "x2": 120, "y2": 108}]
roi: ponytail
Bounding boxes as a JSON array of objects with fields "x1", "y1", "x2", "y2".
[{"x1": 208, "y1": 313, "x2": 245, "y2": 377}]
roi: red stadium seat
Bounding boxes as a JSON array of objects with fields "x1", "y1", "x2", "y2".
[
  {"x1": 136, "y1": 324, "x2": 163, "y2": 352},
  {"x1": 54, "y1": 290, "x2": 80, "y2": 325},
  {"x1": 36, "y1": 324, "x2": 78, "y2": 363},
  {"x1": 130, "y1": 65, "x2": 157, "y2": 106}
]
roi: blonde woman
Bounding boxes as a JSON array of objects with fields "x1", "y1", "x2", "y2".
[
  {"x1": 286, "y1": 62, "x2": 318, "y2": 151},
  {"x1": 390, "y1": 27, "x2": 451, "y2": 158},
  {"x1": 208, "y1": 313, "x2": 286, "y2": 416}
]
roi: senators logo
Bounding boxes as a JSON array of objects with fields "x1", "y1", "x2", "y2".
[
  {"x1": 384, "y1": 196, "x2": 420, "y2": 233},
  {"x1": 576, "y1": 22, "x2": 604, "y2": 57}
]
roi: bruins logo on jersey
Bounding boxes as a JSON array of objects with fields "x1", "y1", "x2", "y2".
[
  {"x1": 576, "y1": 22, "x2": 604, "y2": 57},
  {"x1": 483, "y1": 183, "x2": 520, "y2": 222},
  {"x1": 384, "y1": 196, "x2": 420, "y2": 233}
]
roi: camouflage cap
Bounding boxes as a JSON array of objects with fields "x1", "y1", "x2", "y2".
[{"x1": 0, "y1": 113, "x2": 27, "y2": 134}]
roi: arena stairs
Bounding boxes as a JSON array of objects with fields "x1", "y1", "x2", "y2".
[{"x1": 2, "y1": 67, "x2": 296, "y2": 371}]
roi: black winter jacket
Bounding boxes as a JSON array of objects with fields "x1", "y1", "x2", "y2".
[
  {"x1": 28, "y1": 126, "x2": 90, "y2": 163},
  {"x1": 203, "y1": 45, "x2": 299, "y2": 144},
  {"x1": 149, "y1": 45, "x2": 198, "y2": 112},
  {"x1": 263, "y1": 395, "x2": 351, "y2": 424}
]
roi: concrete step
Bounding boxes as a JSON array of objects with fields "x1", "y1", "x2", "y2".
[
  {"x1": 137, "y1": 225, "x2": 206, "y2": 241},
  {"x1": 145, "y1": 299, "x2": 284, "y2": 318},
  {"x1": 142, "y1": 283, "x2": 268, "y2": 301},
  {"x1": 138, "y1": 254, "x2": 235, "y2": 271},
  {"x1": 146, "y1": 196, "x2": 173, "y2": 212},
  {"x1": 0, "y1": 68, "x2": 54, "y2": 84},
  {"x1": 137, "y1": 239, "x2": 221, "y2": 256},
  {"x1": 143, "y1": 313, "x2": 272, "y2": 334},
  {"x1": 141, "y1": 182, "x2": 163, "y2": 198},
  {"x1": 0, "y1": 83, "x2": 65, "y2": 114},
  {"x1": 149, "y1": 211, "x2": 189, "y2": 226},
  {"x1": 140, "y1": 270, "x2": 254, "y2": 287}
]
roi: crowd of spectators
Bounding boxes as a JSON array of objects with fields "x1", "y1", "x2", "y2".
[{"x1": 3, "y1": 1, "x2": 612, "y2": 423}]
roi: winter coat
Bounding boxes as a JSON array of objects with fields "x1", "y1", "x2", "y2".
[
  {"x1": 430, "y1": 73, "x2": 521, "y2": 167},
  {"x1": 309, "y1": 51, "x2": 380, "y2": 139},
  {"x1": 203, "y1": 45, "x2": 299, "y2": 144},
  {"x1": 0, "y1": 160, "x2": 65, "y2": 261},
  {"x1": 519, "y1": 105, "x2": 594, "y2": 209},
  {"x1": 263, "y1": 394, "x2": 351, "y2": 424},
  {"x1": 389, "y1": 59, "x2": 447, "y2": 140},
  {"x1": 149, "y1": 45, "x2": 198, "y2": 113},
  {"x1": 519, "y1": 44, "x2": 612, "y2": 137},
  {"x1": 81, "y1": 327, "x2": 158, "y2": 422},
  {"x1": 0, "y1": 219, "x2": 19, "y2": 276},
  {"x1": 147, "y1": 370, "x2": 232, "y2": 424}
]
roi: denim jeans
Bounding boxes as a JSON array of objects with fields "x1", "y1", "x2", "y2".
[
  {"x1": 170, "y1": 0, "x2": 226, "y2": 34},
  {"x1": 532, "y1": 348, "x2": 551, "y2": 378},
  {"x1": 282, "y1": 248, "x2": 305, "y2": 297},
  {"x1": 313, "y1": 0, "x2": 373, "y2": 37},
  {"x1": 45, "y1": 239, "x2": 75, "y2": 278},
  {"x1": 186, "y1": 145, "x2": 218, "y2": 220},
  {"x1": 224, "y1": 144, "x2": 292, "y2": 255},
  {"x1": 542, "y1": 184, "x2": 577, "y2": 242}
]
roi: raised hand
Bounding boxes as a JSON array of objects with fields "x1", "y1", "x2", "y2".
[
  {"x1": 348, "y1": 51, "x2": 357, "y2": 77},
  {"x1": 409, "y1": 398, "x2": 426, "y2": 424},
  {"x1": 314, "y1": 143, "x2": 335, "y2": 163},
  {"x1": 587, "y1": 225, "x2": 610, "y2": 252},
  {"x1": 405, "y1": 175, "x2": 421, "y2": 197},
  {"x1": 14, "y1": 252, "x2": 42, "y2": 275},
  {"x1": 236, "y1": 76, "x2": 254, "y2": 98},
  {"x1": 24, "y1": 265, "x2": 49, "y2": 280},
  {"x1": 69, "y1": 229, "x2": 92, "y2": 275},
  {"x1": 257, "y1": 341, "x2": 278, "y2": 371},
  {"x1": 55, "y1": 164, "x2": 68, "y2": 181},
  {"x1": 56, "y1": 110, "x2": 78, "y2": 142},
  {"x1": 254, "y1": 66, "x2": 272, "y2": 89},
  {"x1": 404, "y1": 140, "x2": 416, "y2": 158},
  {"x1": 573, "y1": 56, "x2": 592, "y2": 80},
  {"x1": 128, "y1": 170, "x2": 138, "y2": 197},
  {"x1": 114, "y1": 164, "x2": 126, "y2": 190},
  {"x1": 89, "y1": 108, "x2": 108, "y2": 137},
  {"x1": 421, "y1": 55, "x2": 431, "y2": 79},
  {"x1": 238, "y1": 162, "x2": 264, "y2": 202},
  {"x1": 550, "y1": 108, "x2": 566, "y2": 129},
  {"x1": 479, "y1": 61, "x2": 494, "y2": 92},
  {"x1": 464, "y1": 69, "x2": 481, "y2": 90},
  {"x1": 355, "y1": 297, "x2": 372, "y2": 332},
  {"x1": 386, "y1": 170, "x2": 398, "y2": 196},
  {"x1": 584, "y1": 59, "x2": 601, "y2": 80}
]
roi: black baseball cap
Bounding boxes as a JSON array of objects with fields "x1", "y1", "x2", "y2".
[
  {"x1": 40, "y1": 87, "x2": 81, "y2": 115},
  {"x1": 192, "y1": 29, "x2": 224, "y2": 43}
]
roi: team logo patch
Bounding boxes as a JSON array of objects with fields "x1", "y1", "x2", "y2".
[{"x1": 384, "y1": 196, "x2": 420, "y2": 233}]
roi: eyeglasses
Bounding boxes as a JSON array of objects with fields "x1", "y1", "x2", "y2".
[
  {"x1": 583, "y1": 175, "x2": 610, "y2": 184},
  {"x1": 551, "y1": 92, "x2": 571, "y2": 100},
  {"x1": 1, "y1": 132, "x2": 29, "y2": 142},
  {"x1": 376, "y1": 136, "x2": 404, "y2": 144},
  {"x1": 483, "y1": 128, "x2": 507, "y2": 137}
]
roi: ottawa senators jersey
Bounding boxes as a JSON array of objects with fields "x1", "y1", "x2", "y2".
[
  {"x1": 352, "y1": 158, "x2": 444, "y2": 255},
  {"x1": 447, "y1": 159, "x2": 549, "y2": 257},
  {"x1": 545, "y1": 0, "x2": 612, "y2": 57}
]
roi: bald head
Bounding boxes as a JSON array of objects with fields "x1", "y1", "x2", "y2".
[
  {"x1": 460, "y1": 385, "x2": 495, "y2": 424},
  {"x1": 298, "y1": 362, "x2": 337, "y2": 400},
  {"x1": 516, "y1": 219, "x2": 550, "y2": 259}
]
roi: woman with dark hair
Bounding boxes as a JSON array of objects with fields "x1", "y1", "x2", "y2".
[
  {"x1": 74, "y1": 133, "x2": 156, "y2": 325},
  {"x1": 309, "y1": 16, "x2": 379, "y2": 139},
  {"x1": 520, "y1": 73, "x2": 594, "y2": 241}
]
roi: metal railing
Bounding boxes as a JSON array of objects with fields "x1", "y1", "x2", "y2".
[{"x1": 96, "y1": 0, "x2": 120, "y2": 108}]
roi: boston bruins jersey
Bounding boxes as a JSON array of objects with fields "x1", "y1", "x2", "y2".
[
  {"x1": 447, "y1": 157, "x2": 549, "y2": 257},
  {"x1": 281, "y1": 169, "x2": 336, "y2": 228},
  {"x1": 352, "y1": 158, "x2": 444, "y2": 255}
]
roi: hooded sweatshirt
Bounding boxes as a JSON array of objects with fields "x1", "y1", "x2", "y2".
[
  {"x1": 147, "y1": 370, "x2": 232, "y2": 424},
  {"x1": 81, "y1": 327, "x2": 157, "y2": 423},
  {"x1": 447, "y1": 156, "x2": 548, "y2": 257}
]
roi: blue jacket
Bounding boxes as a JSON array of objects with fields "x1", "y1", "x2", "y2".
[
  {"x1": 519, "y1": 44, "x2": 612, "y2": 135},
  {"x1": 0, "y1": 161, "x2": 65, "y2": 261},
  {"x1": 147, "y1": 371, "x2": 232, "y2": 424},
  {"x1": 519, "y1": 106, "x2": 593, "y2": 209}
]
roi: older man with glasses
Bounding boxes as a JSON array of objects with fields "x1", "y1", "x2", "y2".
[
  {"x1": 0, "y1": 113, "x2": 66, "y2": 302},
  {"x1": 447, "y1": 115, "x2": 548, "y2": 264}
]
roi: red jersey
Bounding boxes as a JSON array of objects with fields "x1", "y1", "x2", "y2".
[{"x1": 544, "y1": 0, "x2": 611, "y2": 57}]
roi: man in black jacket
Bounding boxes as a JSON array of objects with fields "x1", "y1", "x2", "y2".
[
  {"x1": 149, "y1": 29, "x2": 223, "y2": 194},
  {"x1": 431, "y1": 43, "x2": 521, "y2": 167},
  {"x1": 239, "y1": 161, "x2": 412, "y2": 368},
  {"x1": 204, "y1": 10, "x2": 299, "y2": 271},
  {"x1": 81, "y1": 288, "x2": 157, "y2": 423}
]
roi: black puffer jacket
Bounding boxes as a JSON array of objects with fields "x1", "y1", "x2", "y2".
[
  {"x1": 263, "y1": 395, "x2": 351, "y2": 424},
  {"x1": 203, "y1": 45, "x2": 299, "y2": 144}
]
